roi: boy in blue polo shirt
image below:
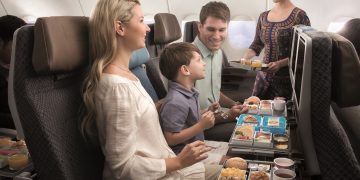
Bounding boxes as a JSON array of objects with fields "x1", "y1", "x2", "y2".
[{"x1": 159, "y1": 42, "x2": 219, "y2": 155}]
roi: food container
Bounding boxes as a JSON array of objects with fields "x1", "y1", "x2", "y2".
[
  {"x1": 273, "y1": 158, "x2": 294, "y2": 169},
  {"x1": 273, "y1": 134, "x2": 289, "y2": 150},
  {"x1": 248, "y1": 170, "x2": 270, "y2": 180},
  {"x1": 259, "y1": 100, "x2": 273, "y2": 115},
  {"x1": 8, "y1": 153, "x2": 29, "y2": 170},
  {"x1": 0, "y1": 136, "x2": 14, "y2": 148},
  {"x1": 218, "y1": 167, "x2": 247, "y2": 180},
  {"x1": 272, "y1": 168, "x2": 296, "y2": 180},
  {"x1": 244, "y1": 103, "x2": 259, "y2": 114},
  {"x1": 237, "y1": 114, "x2": 262, "y2": 131},
  {"x1": 244, "y1": 96, "x2": 260, "y2": 114},
  {"x1": 230, "y1": 125, "x2": 254, "y2": 146},
  {"x1": 262, "y1": 116, "x2": 286, "y2": 134},
  {"x1": 0, "y1": 155, "x2": 9, "y2": 168},
  {"x1": 253, "y1": 131, "x2": 273, "y2": 148}
]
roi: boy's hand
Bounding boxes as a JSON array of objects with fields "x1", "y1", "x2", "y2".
[
  {"x1": 207, "y1": 102, "x2": 220, "y2": 113},
  {"x1": 199, "y1": 111, "x2": 215, "y2": 130},
  {"x1": 226, "y1": 105, "x2": 248, "y2": 121}
]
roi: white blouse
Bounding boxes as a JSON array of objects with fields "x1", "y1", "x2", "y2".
[{"x1": 95, "y1": 74, "x2": 204, "y2": 180}]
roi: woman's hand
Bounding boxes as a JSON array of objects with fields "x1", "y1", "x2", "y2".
[
  {"x1": 265, "y1": 58, "x2": 288, "y2": 73},
  {"x1": 266, "y1": 61, "x2": 281, "y2": 73},
  {"x1": 176, "y1": 141, "x2": 211, "y2": 168}
]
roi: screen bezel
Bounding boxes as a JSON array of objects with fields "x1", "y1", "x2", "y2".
[{"x1": 292, "y1": 31, "x2": 312, "y2": 110}]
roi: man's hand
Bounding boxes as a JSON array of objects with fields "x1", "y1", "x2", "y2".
[
  {"x1": 207, "y1": 102, "x2": 220, "y2": 113},
  {"x1": 226, "y1": 104, "x2": 248, "y2": 121}
]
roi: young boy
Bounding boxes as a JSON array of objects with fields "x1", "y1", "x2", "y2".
[{"x1": 159, "y1": 42, "x2": 217, "y2": 154}]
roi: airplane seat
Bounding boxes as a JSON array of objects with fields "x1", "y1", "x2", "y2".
[
  {"x1": 129, "y1": 47, "x2": 159, "y2": 102},
  {"x1": 8, "y1": 17, "x2": 104, "y2": 180},
  {"x1": 337, "y1": 18, "x2": 360, "y2": 56},
  {"x1": 145, "y1": 23, "x2": 157, "y2": 58},
  {"x1": 183, "y1": 21, "x2": 198, "y2": 43},
  {"x1": 302, "y1": 30, "x2": 360, "y2": 178},
  {"x1": 144, "y1": 13, "x2": 182, "y2": 100},
  {"x1": 326, "y1": 32, "x2": 360, "y2": 163}
]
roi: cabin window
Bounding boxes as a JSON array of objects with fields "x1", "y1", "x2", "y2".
[
  {"x1": 144, "y1": 14, "x2": 155, "y2": 24},
  {"x1": 227, "y1": 19, "x2": 256, "y2": 49},
  {"x1": 327, "y1": 17, "x2": 353, "y2": 32},
  {"x1": 223, "y1": 16, "x2": 257, "y2": 60}
]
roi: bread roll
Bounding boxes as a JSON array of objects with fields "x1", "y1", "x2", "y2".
[{"x1": 225, "y1": 157, "x2": 248, "y2": 170}]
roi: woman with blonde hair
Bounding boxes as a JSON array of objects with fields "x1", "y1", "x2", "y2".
[{"x1": 80, "y1": 0, "x2": 214, "y2": 179}]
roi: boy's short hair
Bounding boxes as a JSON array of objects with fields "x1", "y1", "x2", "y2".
[
  {"x1": 0, "y1": 15, "x2": 26, "y2": 43},
  {"x1": 199, "y1": 1, "x2": 230, "y2": 24},
  {"x1": 159, "y1": 42, "x2": 201, "y2": 81}
]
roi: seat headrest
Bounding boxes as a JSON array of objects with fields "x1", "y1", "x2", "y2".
[
  {"x1": 129, "y1": 47, "x2": 150, "y2": 69},
  {"x1": 327, "y1": 32, "x2": 360, "y2": 107},
  {"x1": 338, "y1": 18, "x2": 360, "y2": 56},
  {"x1": 154, "y1": 13, "x2": 181, "y2": 44},
  {"x1": 183, "y1": 21, "x2": 199, "y2": 43},
  {"x1": 32, "y1": 16, "x2": 89, "y2": 75}
]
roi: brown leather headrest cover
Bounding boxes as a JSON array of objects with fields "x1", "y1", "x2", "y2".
[
  {"x1": 328, "y1": 32, "x2": 360, "y2": 107},
  {"x1": 154, "y1": 13, "x2": 181, "y2": 44},
  {"x1": 32, "y1": 16, "x2": 89, "y2": 74},
  {"x1": 338, "y1": 18, "x2": 360, "y2": 56}
]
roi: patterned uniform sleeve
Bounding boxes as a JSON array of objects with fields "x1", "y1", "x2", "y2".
[
  {"x1": 100, "y1": 83, "x2": 167, "y2": 179},
  {"x1": 249, "y1": 13, "x2": 265, "y2": 55},
  {"x1": 298, "y1": 9, "x2": 311, "y2": 26}
]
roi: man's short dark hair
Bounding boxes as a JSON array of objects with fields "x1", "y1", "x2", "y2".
[
  {"x1": 159, "y1": 42, "x2": 201, "y2": 81},
  {"x1": 199, "y1": 1, "x2": 230, "y2": 24},
  {"x1": 0, "y1": 15, "x2": 26, "y2": 43}
]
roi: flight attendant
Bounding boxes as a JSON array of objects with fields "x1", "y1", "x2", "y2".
[{"x1": 242, "y1": 0, "x2": 310, "y2": 100}]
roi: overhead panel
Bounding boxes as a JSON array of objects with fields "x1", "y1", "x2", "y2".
[
  {"x1": 1, "y1": 0, "x2": 83, "y2": 19},
  {"x1": 141, "y1": 0, "x2": 169, "y2": 17},
  {"x1": 293, "y1": 0, "x2": 360, "y2": 31},
  {"x1": 79, "y1": 0, "x2": 96, "y2": 17},
  {"x1": 168, "y1": 0, "x2": 267, "y2": 22},
  {"x1": 0, "y1": 1, "x2": 6, "y2": 16}
]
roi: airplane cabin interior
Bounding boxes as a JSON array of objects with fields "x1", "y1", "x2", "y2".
[{"x1": 0, "y1": 0, "x2": 360, "y2": 179}]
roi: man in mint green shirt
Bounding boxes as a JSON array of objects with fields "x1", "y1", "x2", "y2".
[{"x1": 193, "y1": 2, "x2": 248, "y2": 141}]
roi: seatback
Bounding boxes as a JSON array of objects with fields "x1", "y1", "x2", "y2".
[
  {"x1": 327, "y1": 32, "x2": 360, "y2": 164},
  {"x1": 304, "y1": 30, "x2": 360, "y2": 178},
  {"x1": 8, "y1": 17, "x2": 104, "y2": 180},
  {"x1": 130, "y1": 48, "x2": 159, "y2": 101},
  {"x1": 183, "y1": 21, "x2": 199, "y2": 43},
  {"x1": 145, "y1": 13, "x2": 181, "y2": 99},
  {"x1": 338, "y1": 18, "x2": 360, "y2": 56}
]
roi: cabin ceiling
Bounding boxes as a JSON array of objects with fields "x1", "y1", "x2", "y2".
[{"x1": 0, "y1": 0, "x2": 359, "y2": 31}]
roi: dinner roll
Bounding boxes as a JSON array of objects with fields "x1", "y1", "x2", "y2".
[{"x1": 225, "y1": 157, "x2": 248, "y2": 170}]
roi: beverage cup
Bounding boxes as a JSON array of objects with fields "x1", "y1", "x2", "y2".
[
  {"x1": 273, "y1": 168, "x2": 296, "y2": 180},
  {"x1": 273, "y1": 99, "x2": 286, "y2": 112},
  {"x1": 274, "y1": 157, "x2": 294, "y2": 169}
]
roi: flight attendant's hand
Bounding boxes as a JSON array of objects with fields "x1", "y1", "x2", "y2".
[{"x1": 266, "y1": 61, "x2": 281, "y2": 73}]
